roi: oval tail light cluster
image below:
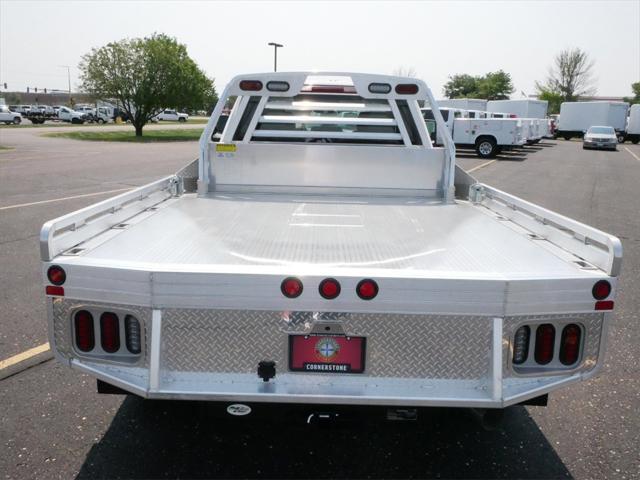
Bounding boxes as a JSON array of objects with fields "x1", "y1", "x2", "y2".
[
  {"x1": 74, "y1": 310, "x2": 95, "y2": 352},
  {"x1": 534, "y1": 324, "x2": 555, "y2": 365},
  {"x1": 559, "y1": 324, "x2": 581, "y2": 365},
  {"x1": 100, "y1": 312, "x2": 120, "y2": 353}
]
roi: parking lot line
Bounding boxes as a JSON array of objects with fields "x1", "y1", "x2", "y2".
[
  {"x1": 0, "y1": 187, "x2": 132, "y2": 211},
  {"x1": 0, "y1": 342, "x2": 52, "y2": 380},
  {"x1": 467, "y1": 160, "x2": 496, "y2": 173},
  {"x1": 624, "y1": 147, "x2": 640, "y2": 162}
]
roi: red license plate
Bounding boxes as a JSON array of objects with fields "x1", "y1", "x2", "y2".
[{"x1": 289, "y1": 334, "x2": 366, "y2": 374}]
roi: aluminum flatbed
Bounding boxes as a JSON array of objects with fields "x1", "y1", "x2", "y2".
[{"x1": 41, "y1": 72, "x2": 622, "y2": 414}]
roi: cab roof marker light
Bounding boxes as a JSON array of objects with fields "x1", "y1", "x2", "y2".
[
  {"x1": 266, "y1": 81, "x2": 290, "y2": 92},
  {"x1": 368, "y1": 83, "x2": 392, "y2": 94},
  {"x1": 239, "y1": 80, "x2": 263, "y2": 91},
  {"x1": 395, "y1": 84, "x2": 419, "y2": 95}
]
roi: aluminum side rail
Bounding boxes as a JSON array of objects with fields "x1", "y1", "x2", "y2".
[
  {"x1": 40, "y1": 176, "x2": 179, "y2": 261},
  {"x1": 470, "y1": 183, "x2": 623, "y2": 276}
]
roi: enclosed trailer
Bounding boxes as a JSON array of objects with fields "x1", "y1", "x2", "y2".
[
  {"x1": 625, "y1": 104, "x2": 640, "y2": 144},
  {"x1": 487, "y1": 99, "x2": 548, "y2": 119},
  {"x1": 557, "y1": 101, "x2": 629, "y2": 141},
  {"x1": 438, "y1": 98, "x2": 488, "y2": 111}
]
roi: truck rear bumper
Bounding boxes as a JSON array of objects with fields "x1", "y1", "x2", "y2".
[{"x1": 50, "y1": 299, "x2": 609, "y2": 409}]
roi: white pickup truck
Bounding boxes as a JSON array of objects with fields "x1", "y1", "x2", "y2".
[
  {"x1": 41, "y1": 73, "x2": 621, "y2": 422},
  {"x1": 155, "y1": 109, "x2": 189, "y2": 122},
  {"x1": 423, "y1": 107, "x2": 524, "y2": 158}
]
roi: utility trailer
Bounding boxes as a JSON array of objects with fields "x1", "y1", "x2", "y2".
[
  {"x1": 423, "y1": 107, "x2": 524, "y2": 158},
  {"x1": 42, "y1": 73, "x2": 622, "y2": 420}
]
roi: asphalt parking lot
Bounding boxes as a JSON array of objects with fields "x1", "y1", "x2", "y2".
[{"x1": 1, "y1": 126, "x2": 639, "y2": 479}]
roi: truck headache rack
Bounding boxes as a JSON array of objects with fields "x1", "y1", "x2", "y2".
[{"x1": 198, "y1": 72, "x2": 456, "y2": 199}]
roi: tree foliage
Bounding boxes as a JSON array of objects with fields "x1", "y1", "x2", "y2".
[
  {"x1": 392, "y1": 66, "x2": 418, "y2": 78},
  {"x1": 443, "y1": 70, "x2": 514, "y2": 100},
  {"x1": 537, "y1": 88, "x2": 563, "y2": 114},
  {"x1": 80, "y1": 33, "x2": 217, "y2": 136},
  {"x1": 535, "y1": 48, "x2": 596, "y2": 102},
  {"x1": 623, "y1": 81, "x2": 640, "y2": 105}
]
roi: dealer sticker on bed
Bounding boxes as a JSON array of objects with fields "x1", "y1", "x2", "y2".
[{"x1": 216, "y1": 143, "x2": 237, "y2": 153}]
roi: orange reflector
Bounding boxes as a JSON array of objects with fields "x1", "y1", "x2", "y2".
[
  {"x1": 45, "y1": 285, "x2": 64, "y2": 296},
  {"x1": 595, "y1": 300, "x2": 614, "y2": 310}
]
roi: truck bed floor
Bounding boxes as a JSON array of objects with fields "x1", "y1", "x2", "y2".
[{"x1": 63, "y1": 194, "x2": 599, "y2": 281}]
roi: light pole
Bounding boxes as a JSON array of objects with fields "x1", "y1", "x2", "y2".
[
  {"x1": 59, "y1": 65, "x2": 71, "y2": 104},
  {"x1": 268, "y1": 42, "x2": 283, "y2": 72}
]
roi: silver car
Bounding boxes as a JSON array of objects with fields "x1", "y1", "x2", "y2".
[{"x1": 583, "y1": 126, "x2": 618, "y2": 151}]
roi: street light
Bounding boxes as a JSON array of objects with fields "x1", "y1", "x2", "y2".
[
  {"x1": 268, "y1": 42, "x2": 283, "y2": 72},
  {"x1": 58, "y1": 65, "x2": 71, "y2": 104}
]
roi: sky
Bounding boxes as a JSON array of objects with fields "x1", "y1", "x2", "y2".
[{"x1": 1, "y1": 0, "x2": 639, "y2": 99}]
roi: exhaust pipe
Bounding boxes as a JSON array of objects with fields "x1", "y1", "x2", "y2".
[{"x1": 470, "y1": 408, "x2": 504, "y2": 430}]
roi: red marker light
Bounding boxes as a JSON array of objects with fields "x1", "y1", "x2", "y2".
[
  {"x1": 592, "y1": 280, "x2": 611, "y2": 300},
  {"x1": 239, "y1": 80, "x2": 263, "y2": 91},
  {"x1": 319, "y1": 278, "x2": 341, "y2": 299},
  {"x1": 356, "y1": 279, "x2": 378, "y2": 300},
  {"x1": 395, "y1": 84, "x2": 419, "y2": 95},
  {"x1": 45, "y1": 285, "x2": 64, "y2": 296},
  {"x1": 595, "y1": 300, "x2": 614, "y2": 310},
  {"x1": 47, "y1": 265, "x2": 66, "y2": 285},
  {"x1": 281, "y1": 277, "x2": 303, "y2": 298}
]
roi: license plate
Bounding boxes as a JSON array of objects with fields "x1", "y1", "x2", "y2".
[{"x1": 289, "y1": 334, "x2": 366, "y2": 374}]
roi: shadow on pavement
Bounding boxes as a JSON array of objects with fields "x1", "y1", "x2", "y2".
[{"x1": 77, "y1": 397, "x2": 570, "y2": 479}]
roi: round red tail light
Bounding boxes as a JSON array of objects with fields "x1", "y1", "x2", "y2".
[
  {"x1": 319, "y1": 278, "x2": 341, "y2": 299},
  {"x1": 356, "y1": 279, "x2": 378, "y2": 300},
  {"x1": 592, "y1": 280, "x2": 611, "y2": 300},
  {"x1": 47, "y1": 265, "x2": 66, "y2": 285},
  {"x1": 281, "y1": 277, "x2": 303, "y2": 298}
]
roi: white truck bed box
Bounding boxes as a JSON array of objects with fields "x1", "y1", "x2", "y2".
[
  {"x1": 557, "y1": 101, "x2": 629, "y2": 139},
  {"x1": 438, "y1": 98, "x2": 488, "y2": 111},
  {"x1": 487, "y1": 99, "x2": 548, "y2": 119}
]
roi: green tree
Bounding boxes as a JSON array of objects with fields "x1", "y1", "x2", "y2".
[
  {"x1": 535, "y1": 48, "x2": 596, "y2": 102},
  {"x1": 623, "y1": 81, "x2": 640, "y2": 105},
  {"x1": 443, "y1": 71, "x2": 514, "y2": 99},
  {"x1": 537, "y1": 88, "x2": 563, "y2": 114},
  {"x1": 476, "y1": 70, "x2": 515, "y2": 100},
  {"x1": 443, "y1": 74, "x2": 479, "y2": 99},
  {"x1": 80, "y1": 33, "x2": 217, "y2": 136}
]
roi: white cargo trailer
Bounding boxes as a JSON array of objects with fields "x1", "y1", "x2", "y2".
[
  {"x1": 487, "y1": 99, "x2": 548, "y2": 119},
  {"x1": 625, "y1": 104, "x2": 640, "y2": 144},
  {"x1": 438, "y1": 98, "x2": 488, "y2": 111},
  {"x1": 557, "y1": 101, "x2": 629, "y2": 141}
]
